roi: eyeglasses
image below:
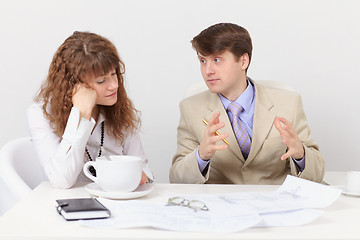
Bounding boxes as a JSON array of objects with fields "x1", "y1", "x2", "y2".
[{"x1": 166, "y1": 196, "x2": 209, "y2": 212}]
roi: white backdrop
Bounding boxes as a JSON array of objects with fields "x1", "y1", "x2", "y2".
[{"x1": 1, "y1": 0, "x2": 360, "y2": 214}]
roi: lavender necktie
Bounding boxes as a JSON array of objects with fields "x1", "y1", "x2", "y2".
[{"x1": 227, "y1": 102, "x2": 251, "y2": 159}]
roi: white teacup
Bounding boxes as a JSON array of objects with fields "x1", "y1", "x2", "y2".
[
  {"x1": 346, "y1": 171, "x2": 360, "y2": 194},
  {"x1": 83, "y1": 155, "x2": 143, "y2": 192}
]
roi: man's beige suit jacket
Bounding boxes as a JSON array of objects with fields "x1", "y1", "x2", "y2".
[{"x1": 170, "y1": 80, "x2": 325, "y2": 184}]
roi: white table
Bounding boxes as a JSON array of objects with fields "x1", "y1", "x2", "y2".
[{"x1": 0, "y1": 171, "x2": 359, "y2": 239}]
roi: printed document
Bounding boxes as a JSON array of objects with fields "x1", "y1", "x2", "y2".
[{"x1": 81, "y1": 175, "x2": 341, "y2": 232}]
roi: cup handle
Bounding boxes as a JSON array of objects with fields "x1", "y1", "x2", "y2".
[{"x1": 83, "y1": 161, "x2": 97, "y2": 182}]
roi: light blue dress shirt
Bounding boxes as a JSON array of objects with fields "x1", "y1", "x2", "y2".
[{"x1": 196, "y1": 79, "x2": 305, "y2": 174}]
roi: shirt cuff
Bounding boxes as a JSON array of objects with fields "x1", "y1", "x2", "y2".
[
  {"x1": 291, "y1": 156, "x2": 305, "y2": 172},
  {"x1": 196, "y1": 148, "x2": 210, "y2": 173},
  {"x1": 59, "y1": 107, "x2": 95, "y2": 154}
]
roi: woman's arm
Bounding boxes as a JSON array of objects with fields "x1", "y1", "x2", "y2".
[{"x1": 27, "y1": 103, "x2": 95, "y2": 188}]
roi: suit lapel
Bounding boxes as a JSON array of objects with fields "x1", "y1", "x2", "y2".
[
  {"x1": 245, "y1": 81, "x2": 276, "y2": 165},
  {"x1": 203, "y1": 82, "x2": 277, "y2": 164},
  {"x1": 205, "y1": 92, "x2": 245, "y2": 161}
]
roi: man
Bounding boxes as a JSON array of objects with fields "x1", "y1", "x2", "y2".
[{"x1": 169, "y1": 23, "x2": 324, "y2": 184}]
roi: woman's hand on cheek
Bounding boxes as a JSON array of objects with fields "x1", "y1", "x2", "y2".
[{"x1": 72, "y1": 83, "x2": 97, "y2": 120}]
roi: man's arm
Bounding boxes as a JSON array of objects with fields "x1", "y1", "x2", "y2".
[
  {"x1": 169, "y1": 101, "x2": 208, "y2": 183},
  {"x1": 285, "y1": 94, "x2": 325, "y2": 182},
  {"x1": 169, "y1": 100, "x2": 229, "y2": 183}
]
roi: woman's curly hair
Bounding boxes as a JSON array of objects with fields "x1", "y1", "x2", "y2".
[{"x1": 35, "y1": 31, "x2": 140, "y2": 142}]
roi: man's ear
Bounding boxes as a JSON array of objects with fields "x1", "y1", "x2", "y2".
[{"x1": 240, "y1": 53, "x2": 249, "y2": 70}]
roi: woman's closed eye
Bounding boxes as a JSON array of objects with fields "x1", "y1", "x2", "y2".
[{"x1": 96, "y1": 79, "x2": 105, "y2": 84}]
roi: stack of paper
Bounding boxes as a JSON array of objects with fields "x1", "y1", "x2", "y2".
[{"x1": 81, "y1": 175, "x2": 342, "y2": 233}]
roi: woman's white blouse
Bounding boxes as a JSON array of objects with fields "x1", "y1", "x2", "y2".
[{"x1": 27, "y1": 103, "x2": 153, "y2": 189}]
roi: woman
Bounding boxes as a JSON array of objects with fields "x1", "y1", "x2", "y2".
[{"x1": 27, "y1": 31, "x2": 153, "y2": 189}]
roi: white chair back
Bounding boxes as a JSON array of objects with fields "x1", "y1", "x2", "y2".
[
  {"x1": 256, "y1": 80, "x2": 295, "y2": 92},
  {"x1": 0, "y1": 137, "x2": 47, "y2": 201}
]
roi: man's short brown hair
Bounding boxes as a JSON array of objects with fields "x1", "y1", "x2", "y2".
[{"x1": 191, "y1": 23, "x2": 253, "y2": 69}]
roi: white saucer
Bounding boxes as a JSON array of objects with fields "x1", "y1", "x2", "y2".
[
  {"x1": 85, "y1": 183, "x2": 154, "y2": 200},
  {"x1": 341, "y1": 187, "x2": 360, "y2": 197}
]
